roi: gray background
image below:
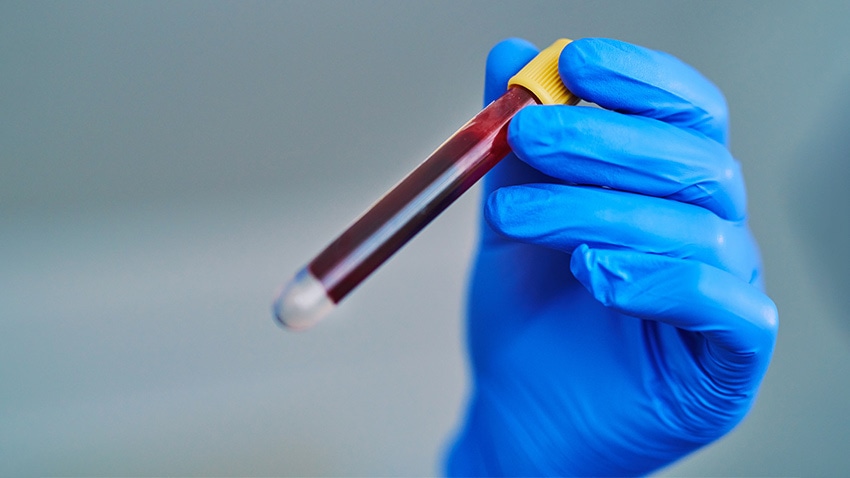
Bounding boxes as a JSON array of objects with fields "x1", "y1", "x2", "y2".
[{"x1": 2, "y1": 1, "x2": 848, "y2": 476}]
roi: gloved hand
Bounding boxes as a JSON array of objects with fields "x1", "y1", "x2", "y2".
[{"x1": 445, "y1": 38, "x2": 778, "y2": 476}]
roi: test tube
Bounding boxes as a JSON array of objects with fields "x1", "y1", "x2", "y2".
[{"x1": 274, "y1": 39, "x2": 579, "y2": 330}]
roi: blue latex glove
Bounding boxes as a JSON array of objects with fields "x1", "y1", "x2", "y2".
[{"x1": 445, "y1": 38, "x2": 778, "y2": 476}]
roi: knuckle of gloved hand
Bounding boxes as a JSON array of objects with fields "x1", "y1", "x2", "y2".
[
  {"x1": 751, "y1": 296, "x2": 779, "y2": 343},
  {"x1": 683, "y1": 144, "x2": 745, "y2": 221},
  {"x1": 701, "y1": 216, "x2": 760, "y2": 283},
  {"x1": 685, "y1": 91, "x2": 729, "y2": 142},
  {"x1": 704, "y1": 213, "x2": 730, "y2": 256},
  {"x1": 714, "y1": 154, "x2": 747, "y2": 221},
  {"x1": 713, "y1": 295, "x2": 778, "y2": 364}
]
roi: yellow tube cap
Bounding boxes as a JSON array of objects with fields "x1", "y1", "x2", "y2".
[{"x1": 508, "y1": 38, "x2": 579, "y2": 106}]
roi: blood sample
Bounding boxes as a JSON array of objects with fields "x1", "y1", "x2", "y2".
[{"x1": 274, "y1": 39, "x2": 579, "y2": 330}]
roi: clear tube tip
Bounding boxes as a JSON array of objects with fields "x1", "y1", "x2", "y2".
[{"x1": 273, "y1": 267, "x2": 335, "y2": 331}]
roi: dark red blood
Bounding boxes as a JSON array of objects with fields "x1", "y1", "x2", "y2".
[{"x1": 309, "y1": 86, "x2": 539, "y2": 303}]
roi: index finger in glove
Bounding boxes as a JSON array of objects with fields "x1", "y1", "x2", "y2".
[
  {"x1": 561, "y1": 38, "x2": 729, "y2": 145},
  {"x1": 508, "y1": 105, "x2": 746, "y2": 221}
]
